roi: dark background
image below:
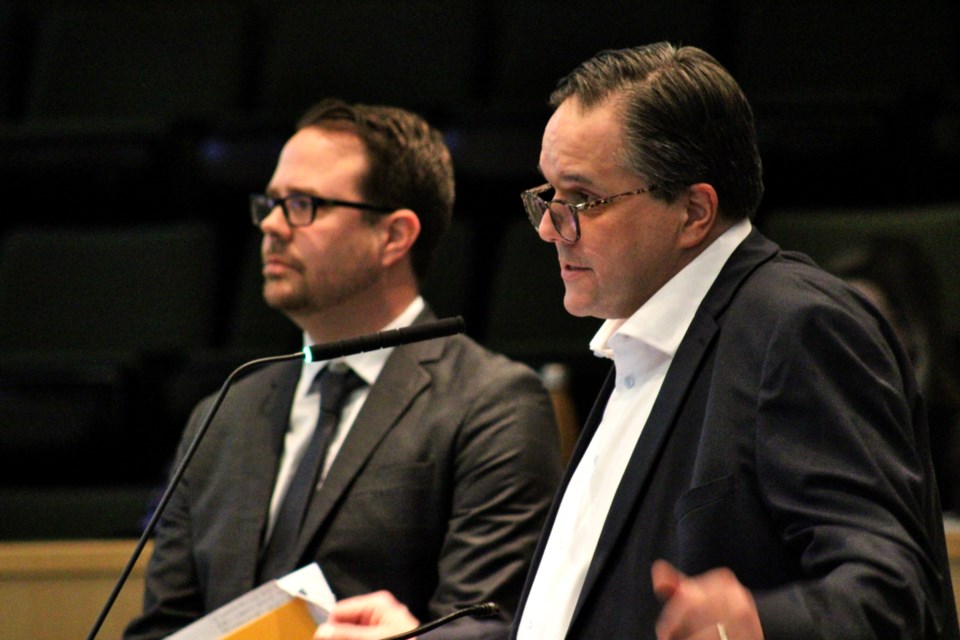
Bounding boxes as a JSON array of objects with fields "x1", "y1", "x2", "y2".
[{"x1": 1, "y1": 0, "x2": 959, "y2": 538}]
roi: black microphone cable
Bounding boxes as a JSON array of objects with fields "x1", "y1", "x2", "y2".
[{"x1": 376, "y1": 602, "x2": 501, "y2": 640}]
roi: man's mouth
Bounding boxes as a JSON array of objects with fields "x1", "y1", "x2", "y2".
[
  {"x1": 560, "y1": 260, "x2": 590, "y2": 280},
  {"x1": 263, "y1": 255, "x2": 297, "y2": 276}
]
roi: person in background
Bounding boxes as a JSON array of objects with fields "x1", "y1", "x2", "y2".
[
  {"x1": 314, "y1": 43, "x2": 959, "y2": 640},
  {"x1": 124, "y1": 99, "x2": 562, "y2": 640},
  {"x1": 829, "y1": 236, "x2": 960, "y2": 515}
]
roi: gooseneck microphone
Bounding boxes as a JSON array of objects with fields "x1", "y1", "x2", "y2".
[
  {"x1": 377, "y1": 601, "x2": 501, "y2": 640},
  {"x1": 85, "y1": 317, "x2": 466, "y2": 640},
  {"x1": 305, "y1": 315, "x2": 465, "y2": 362}
]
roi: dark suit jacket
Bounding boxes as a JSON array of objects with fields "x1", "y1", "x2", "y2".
[
  {"x1": 126, "y1": 312, "x2": 562, "y2": 640},
  {"x1": 513, "y1": 230, "x2": 959, "y2": 639}
]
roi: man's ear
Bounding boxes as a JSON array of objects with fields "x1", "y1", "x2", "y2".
[
  {"x1": 379, "y1": 209, "x2": 421, "y2": 267},
  {"x1": 678, "y1": 183, "x2": 719, "y2": 249}
]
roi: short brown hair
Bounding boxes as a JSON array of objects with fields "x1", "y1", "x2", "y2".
[{"x1": 297, "y1": 99, "x2": 455, "y2": 282}]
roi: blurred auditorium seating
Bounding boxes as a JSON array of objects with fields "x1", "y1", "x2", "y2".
[
  {"x1": 0, "y1": 223, "x2": 220, "y2": 537},
  {"x1": 225, "y1": 229, "x2": 304, "y2": 355},
  {"x1": 485, "y1": 220, "x2": 599, "y2": 363},
  {"x1": 252, "y1": 0, "x2": 486, "y2": 122},
  {"x1": 485, "y1": 0, "x2": 726, "y2": 119},
  {"x1": 0, "y1": 223, "x2": 218, "y2": 486},
  {"x1": 153, "y1": 227, "x2": 302, "y2": 440},
  {"x1": 0, "y1": 1, "x2": 249, "y2": 228},
  {"x1": 759, "y1": 204, "x2": 960, "y2": 338},
  {"x1": 23, "y1": 3, "x2": 246, "y2": 123},
  {"x1": 731, "y1": 0, "x2": 960, "y2": 208},
  {"x1": 0, "y1": 3, "x2": 21, "y2": 120},
  {"x1": 484, "y1": 219, "x2": 608, "y2": 420},
  {"x1": 420, "y1": 218, "x2": 483, "y2": 326},
  {"x1": 0, "y1": 0, "x2": 957, "y2": 539}
]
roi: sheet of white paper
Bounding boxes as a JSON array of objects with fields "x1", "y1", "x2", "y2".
[
  {"x1": 166, "y1": 563, "x2": 335, "y2": 639},
  {"x1": 276, "y1": 562, "x2": 337, "y2": 612}
]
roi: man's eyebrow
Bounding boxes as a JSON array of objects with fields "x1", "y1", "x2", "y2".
[
  {"x1": 535, "y1": 163, "x2": 600, "y2": 189},
  {"x1": 266, "y1": 186, "x2": 313, "y2": 198}
]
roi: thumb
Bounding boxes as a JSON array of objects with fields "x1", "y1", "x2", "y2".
[{"x1": 651, "y1": 559, "x2": 685, "y2": 602}]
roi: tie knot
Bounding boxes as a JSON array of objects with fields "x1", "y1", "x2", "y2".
[{"x1": 317, "y1": 365, "x2": 365, "y2": 416}]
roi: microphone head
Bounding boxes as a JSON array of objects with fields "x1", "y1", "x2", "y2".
[
  {"x1": 303, "y1": 316, "x2": 466, "y2": 363},
  {"x1": 471, "y1": 602, "x2": 500, "y2": 618}
]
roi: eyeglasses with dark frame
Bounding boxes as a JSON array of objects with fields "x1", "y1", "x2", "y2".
[
  {"x1": 520, "y1": 183, "x2": 657, "y2": 242},
  {"x1": 250, "y1": 193, "x2": 396, "y2": 227}
]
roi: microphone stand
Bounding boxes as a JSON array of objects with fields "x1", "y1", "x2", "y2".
[
  {"x1": 85, "y1": 351, "x2": 300, "y2": 640},
  {"x1": 376, "y1": 602, "x2": 501, "y2": 640}
]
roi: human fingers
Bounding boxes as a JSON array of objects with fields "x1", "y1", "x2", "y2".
[
  {"x1": 652, "y1": 559, "x2": 685, "y2": 602},
  {"x1": 653, "y1": 562, "x2": 763, "y2": 640},
  {"x1": 327, "y1": 590, "x2": 414, "y2": 625},
  {"x1": 314, "y1": 591, "x2": 419, "y2": 639}
]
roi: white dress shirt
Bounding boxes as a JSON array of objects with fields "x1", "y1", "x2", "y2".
[
  {"x1": 265, "y1": 297, "x2": 426, "y2": 536},
  {"x1": 517, "y1": 220, "x2": 751, "y2": 639}
]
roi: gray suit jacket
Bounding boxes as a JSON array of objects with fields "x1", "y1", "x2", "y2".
[
  {"x1": 513, "y1": 230, "x2": 958, "y2": 639},
  {"x1": 126, "y1": 312, "x2": 562, "y2": 639}
]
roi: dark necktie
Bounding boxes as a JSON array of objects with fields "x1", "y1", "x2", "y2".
[{"x1": 258, "y1": 364, "x2": 365, "y2": 582}]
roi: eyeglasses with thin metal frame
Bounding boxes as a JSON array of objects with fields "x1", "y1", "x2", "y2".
[
  {"x1": 249, "y1": 193, "x2": 396, "y2": 227},
  {"x1": 520, "y1": 183, "x2": 657, "y2": 242}
]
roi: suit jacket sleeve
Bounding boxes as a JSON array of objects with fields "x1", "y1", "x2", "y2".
[
  {"x1": 423, "y1": 356, "x2": 563, "y2": 639},
  {"x1": 747, "y1": 291, "x2": 954, "y2": 638},
  {"x1": 124, "y1": 397, "x2": 220, "y2": 640}
]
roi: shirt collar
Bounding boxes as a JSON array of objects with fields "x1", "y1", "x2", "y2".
[
  {"x1": 301, "y1": 296, "x2": 426, "y2": 386},
  {"x1": 590, "y1": 219, "x2": 752, "y2": 360}
]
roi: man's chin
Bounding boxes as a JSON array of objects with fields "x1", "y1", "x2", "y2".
[
  {"x1": 562, "y1": 295, "x2": 592, "y2": 318},
  {"x1": 563, "y1": 291, "x2": 613, "y2": 320},
  {"x1": 262, "y1": 285, "x2": 306, "y2": 314}
]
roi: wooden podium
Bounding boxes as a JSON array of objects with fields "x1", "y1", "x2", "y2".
[
  {"x1": 0, "y1": 539, "x2": 151, "y2": 640},
  {"x1": 948, "y1": 525, "x2": 960, "y2": 619},
  {"x1": 1, "y1": 532, "x2": 959, "y2": 639}
]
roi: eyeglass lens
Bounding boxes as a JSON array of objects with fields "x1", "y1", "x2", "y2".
[
  {"x1": 251, "y1": 195, "x2": 315, "y2": 226},
  {"x1": 527, "y1": 191, "x2": 577, "y2": 241},
  {"x1": 282, "y1": 196, "x2": 314, "y2": 225}
]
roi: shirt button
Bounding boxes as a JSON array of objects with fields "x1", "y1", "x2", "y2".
[{"x1": 624, "y1": 375, "x2": 636, "y2": 388}]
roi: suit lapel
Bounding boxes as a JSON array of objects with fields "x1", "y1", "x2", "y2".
[
  {"x1": 570, "y1": 368, "x2": 617, "y2": 468},
  {"x1": 567, "y1": 230, "x2": 778, "y2": 630},
  {"x1": 513, "y1": 366, "x2": 616, "y2": 630},
  {"x1": 569, "y1": 309, "x2": 720, "y2": 625},
  {"x1": 240, "y1": 361, "x2": 299, "y2": 576},
  {"x1": 294, "y1": 314, "x2": 441, "y2": 559}
]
